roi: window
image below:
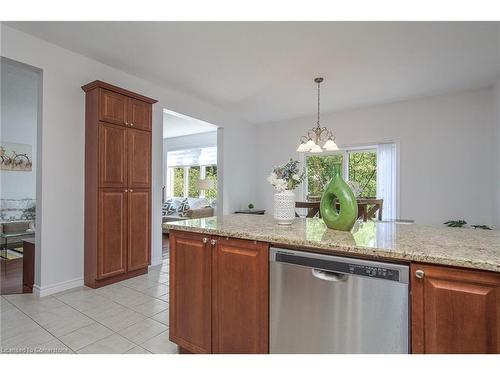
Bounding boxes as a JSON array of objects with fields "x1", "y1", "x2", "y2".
[
  {"x1": 304, "y1": 144, "x2": 396, "y2": 220},
  {"x1": 172, "y1": 167, "x2": 185, "y2": 197},
  {"x1": 204, "y1": 165, "x2": 218, "y2": 199},
  {"x1": 166, "y1": 147, "x2": 217, "y2": 199},
  {"x1": 188, "y1": 166, "x2": 200, "y2": 197},
  {"x1": 306, "y1": 149, "x2": 377, "y2": 198},
  {"x1": 306, "y1": 154, "x2": 344, "y2": 198},
  {"x1": 347, "y1": 150, "x2": 377, "y2": 197}
]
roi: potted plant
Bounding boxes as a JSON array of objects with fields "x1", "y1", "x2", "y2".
[{"x1": 267, "y1": 159, "x2": 305, "y2": 225}]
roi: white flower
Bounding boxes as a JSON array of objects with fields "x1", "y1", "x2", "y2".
[
  {"x1": 292, "y1": 174, "x2": 300, "y2": 181},
  {"x1": 267, "y1": 173, "x2": 277, "y2": 185},
  {"x1": 274, "y1": 178, "x2": 287, "y2": 192}
]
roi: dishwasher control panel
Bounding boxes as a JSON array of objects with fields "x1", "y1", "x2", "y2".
[
  {"x1": 271, "y1": 248, "x2": 408, "y2": 284},
  {"x1": 347, "y1": 263, "x2": 399, "y2": 281}
]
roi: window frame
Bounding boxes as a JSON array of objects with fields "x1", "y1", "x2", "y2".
[
  {"x1": 167, "y1": 163, "x2": 217, "y2": 198},
  {"x1": 301, "y1": 145, "x2": 378, "y2": 200}
]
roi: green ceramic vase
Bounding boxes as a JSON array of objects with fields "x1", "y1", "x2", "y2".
[{"x1": 320, "y1": 163, "x2": 358, "y2": 231}]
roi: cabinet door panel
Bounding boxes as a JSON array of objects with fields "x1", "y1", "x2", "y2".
[
  {"x1": 98, "y1": 190, "x2": 127, "y2": 279},
  {"x1": 128, "y1": 129, "x2": 151, "y2": 188},
  {"x1": 169, "y1": 231, "x2": 212, "y2": 353},
  {"x1": 213, "y1": 237, "x2": 269, "y2": 354},
  {"x1": 127, "y1": 98, "x2": 151, "y2": 131},
  {"x1": 411, "y1": 263, "x2": 500, "y2": 353},
  {"x1": 100, "y1": 89, "x2": 127, "y2": 126},
  {"x1": 99, "y1": 123, "x2": 127, "y2": 188},
  {"x1": 127, "y1": 189, "x2": 150, "y2": 271}
]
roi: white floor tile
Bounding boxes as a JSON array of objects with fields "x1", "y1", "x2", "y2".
[
  {"x1": 118, "y1": 318, "x2": 167, "y2": 344},
  {"x1": 93, "y1": 283, "x2": 133, "y2": 299},
  {"x1": 141, "y1": 331, "x2": 177, "y2": 354},
  {"x1": 150, "y1": 309, "x2": 169, "y2": 326},
  {"x1": 58, "y1": 322, "x2": 114, "y2": 351},
  {"x1": 15, "y1": 298, "x2": 67, "y2": 317},
  {"x1": 87, "y1": 304, "x2": 145, "y2": 331},
  {"x1": 1, "y1": 270, "x2": 171, "y2": 354},
  {"x1": 157, "y1": 294, "x2": 169, "y2": 303},
  {"x1": 142, "y1": 285, "x2": 168, "y2": 298},
  {"x1": 130, "y1": 299, "x2": 168, "y2": 317},
  {"x1": 125, "y1": 345, "x2": 152, "y2": 354},
  {"x1": 29, "y1": 305, "x2": 95, "y2": 337},
  {"x1": 1, "y1": 324, "x2": 55, "y2": 349},
  {"x1": 77, "y1": 333, "x2": 135, "y2": 354},
  {"x1": 33, "y1": 339, "x2": 73, "y2": 354},
  {"x1": 55, "y1": 289, "x2": 110, "y2": 312},
  {"x1": 111, "y1": 289, "x2": 155, "y2": 307}
]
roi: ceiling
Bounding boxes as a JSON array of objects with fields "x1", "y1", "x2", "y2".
[
  {"x1": 163, "y1": 110, "x2": 217, "y2": 138},
  {"x1": 6, "y1": 21, "x2": 500, "y2": 124}
]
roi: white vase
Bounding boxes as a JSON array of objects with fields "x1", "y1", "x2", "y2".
[{"x1": 274, "y1": 190, "x2": 296, "y2": 225}]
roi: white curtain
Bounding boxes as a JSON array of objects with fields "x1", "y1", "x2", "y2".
[
  {"x1": 167, "y1": 146, "x2": 217, "y2": 167},
  {"x1": 376, "y1": 143, "x2": 397, "y2": 220}
]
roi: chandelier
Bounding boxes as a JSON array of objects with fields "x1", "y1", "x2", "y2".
[{"x1": 297, "y1": 77, "x2": 339, "y2": 153}]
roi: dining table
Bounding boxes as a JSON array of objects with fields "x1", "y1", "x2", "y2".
[{"x1": 295, "y1": 198, "x2": 384, "y2": 221}]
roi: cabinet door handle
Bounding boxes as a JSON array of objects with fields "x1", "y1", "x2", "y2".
[
  {"x1": 129, "y1": 189, "x2": 134, "y2": 193},
  {"x1": 210, "y1": 239, "x2": 217, "y2": 246},
  {"x1": 125, "y1": 122, "x2": 129, "y2": 126},
  {"x1": 415, "y1": 269, "x2": 425, "y2": 279},
  {"x1": 124, "y1": 189, "x2": 128, "y2": 193},
  {"x1": 202, "y1": 237, "x2": 208, "y2": 244},
  {"x1": 130, "y1": 123, "x2": 134, "y2": 127}
]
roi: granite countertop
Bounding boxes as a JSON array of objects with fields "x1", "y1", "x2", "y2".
[{"x1": 163, "y1": 214, "x2": 500, "y2": 273}]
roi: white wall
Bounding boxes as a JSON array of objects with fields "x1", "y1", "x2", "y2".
[
  {"x1": 494, "y1": 79, "x2": 500, "y2": 229},
  {"x1": 164, "y1": 131, "x2": 217, "y2": 151},
  {"x1": 1, "y1": 24, "x2": 257, "y2": 295},
  {"x1": 0, "y1": 60, "x2": 38, "y2": 200},
  {"x1": 256, "y1": 88, "x2": 497, "y2": 227}
]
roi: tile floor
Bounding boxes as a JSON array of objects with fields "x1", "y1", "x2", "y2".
[{"x1": 0, "y1": 258, "x2": 177, "y2": 354}]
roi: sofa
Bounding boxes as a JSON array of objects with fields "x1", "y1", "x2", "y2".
[
  {"x1": 0, "y1": 199, "x2": 36, "y2": 249},
  {"x1": 162, "y1": 197, "x2": 214, "y2": 234}
]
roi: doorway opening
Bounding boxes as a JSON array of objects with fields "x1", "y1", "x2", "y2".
[
  {"x1": 0, "y1": 58, "x2": 42, "y2": 295},
  {"x1": 161, "y1": 109, "x2": 219, "y2": 260}
]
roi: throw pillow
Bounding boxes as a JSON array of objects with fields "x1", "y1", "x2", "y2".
[
  {"x1": 162, "y1": 199, "x2": 177, "y2": 216},
  {"x1": 177, "y1": 198, "x2": 191, "y2": 217}
]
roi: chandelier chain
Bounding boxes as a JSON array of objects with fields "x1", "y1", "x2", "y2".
[{"x1": 317, "y1": 79, "x2": 321, "y2": 127}]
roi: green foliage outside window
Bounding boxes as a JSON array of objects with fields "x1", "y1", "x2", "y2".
[
  {"x1": 188, "y1": 166, "x2": 200, "y2": 197},
  {"x1": 306, "y1": 151, "x2": 377, "y2": 198},
  {"x1": 205, "y1": 165, "x2": 218, "y2": 199},
  {"x1": 170, "y1": 165, "x2": 217, "y2": 199},
  {"x1": 306, "y1": 154, "x2": 343, "y2": 197},
  {"x1": 348, "y1": 152, "x2": 377, "y2": 197},
  {"x1": 173, "y1": 168, "x2": 184, "y2": 197}
]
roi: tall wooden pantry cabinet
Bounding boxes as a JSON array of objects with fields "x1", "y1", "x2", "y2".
[{"x1": 82, "y1": 80, "x2": 157, "y2": 288}]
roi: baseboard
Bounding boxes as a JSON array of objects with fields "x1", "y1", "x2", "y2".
[{"x1": 33, "y1": 277, "x2": 84, "y2": 298}]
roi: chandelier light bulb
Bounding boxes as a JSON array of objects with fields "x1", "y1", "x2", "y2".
[
  {"x1": 309, "y1": 144, "x2": 323, "y2": 153},
  {"x1": 296, "y1": 143, "x2": 309, "y2": 152},
  {"x1": 323, "y1": 139, "x2": 339, "y2": 151},
  {"x1": 305, "y1": 139, "x2": 316, "y2": 148}
]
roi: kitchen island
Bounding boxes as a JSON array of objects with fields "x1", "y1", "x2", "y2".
[{"x1": 163, "y1": 215, "x2": 500, "y2": 354}]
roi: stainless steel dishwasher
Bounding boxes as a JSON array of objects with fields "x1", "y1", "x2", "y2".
[{"x1": 270, "y1": 247, "x2": 409, "y2": 354}]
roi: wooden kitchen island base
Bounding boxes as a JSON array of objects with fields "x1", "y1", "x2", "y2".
[
  {"x1": 169, "y1": 231, "x2": 269, "y2": 354},
  {"x1": 165, "y1": 215, "x2": 500, "y2": 354}
]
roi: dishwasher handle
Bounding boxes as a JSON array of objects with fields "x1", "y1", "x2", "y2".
[{"x1": 312, "y1": 268, "x2": 348, "y2": 282}]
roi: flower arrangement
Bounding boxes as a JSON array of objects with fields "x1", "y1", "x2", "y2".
[{"x1": 267, "y1": 159, "x2": 305, "y2": 192}]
